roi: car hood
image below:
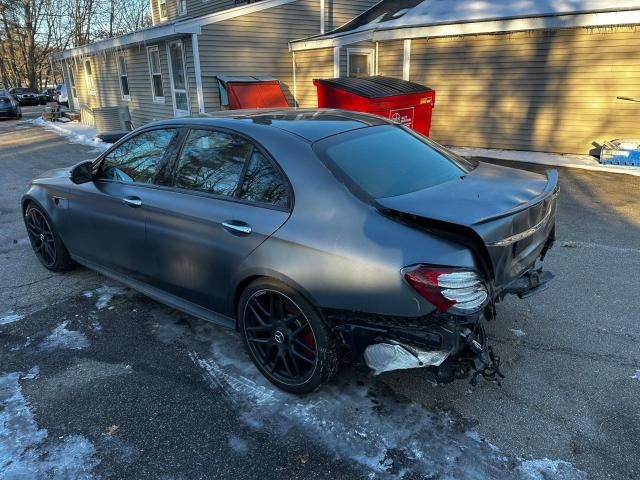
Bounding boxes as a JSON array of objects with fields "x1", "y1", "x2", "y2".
[{"x1": 31, "y1": 166, "x2": 77, "y2": 185}]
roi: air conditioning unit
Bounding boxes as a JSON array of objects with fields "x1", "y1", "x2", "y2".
[{"x1": 93, "y1": 106, "x2": 132, "y2": 142}]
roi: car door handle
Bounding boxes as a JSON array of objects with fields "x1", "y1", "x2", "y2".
[
  {"x1": 222, "y1": 221, "x2": 252, "y2": 235},
  {"x1": 123, "y1": 196, "x2": 142, "y2": 208}
]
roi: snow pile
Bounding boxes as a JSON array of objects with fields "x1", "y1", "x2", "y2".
[
  {"x1": 40, "y1": 321, "x2": 90, "y2": 351},
  {"x1": 189, "y1": 329, "x2": 586, "y2": 479},
  {"x1": 32, "y1": 117, "x2": 112, "y2": 152},
  {"x1": 0, "y1": 372, "x2": 99, "y2": 479},
  {"x1": 451, "y1": 146, "x2": 640, "y2": 176},
  {"x1": 0, "y1": 311, "x2": 24, "y2": 326}
]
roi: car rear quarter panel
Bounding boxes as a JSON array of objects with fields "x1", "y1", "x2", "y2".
[{"x1": 233, "y1": 133, "x2": 477, "y2": 318}]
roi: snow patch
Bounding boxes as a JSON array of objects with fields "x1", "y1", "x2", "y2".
[
  {"x1": 189, "y1": 331, "x2": 586, "y2": 479},
  {"x1": 86, "y1": 284, "x2": 128, "y2": 310},
  {"x1": 227, "y1": 434, "x2": 249, "y2": 455},
  {"x1": 40, "y1": 321, "x2": 89, "y2": 351},
  {"x1": 0, "y1": 372, "x2": 99, "y2": 479},
  {"x1": 0, "y1": 311, "x2": 24, "y2": 326},
  {"x1": 451, "y1": 146, "x2": 640, "y2": 176},
  {"x1": 22, "y1": 366, "x2": 40, "y2": 380},
  {"x1": 31, "y1": 117, "x2": 112, "y2": 152},
  {"x1": 517, "y1": 458, "x2": 586, "y2": 480},
  {"x1": 509, "y1": 329, "x2": 526, "y2": 338}
]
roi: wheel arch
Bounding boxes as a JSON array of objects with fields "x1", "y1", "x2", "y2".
[{"x1": 231, "y1": 269, "x2": 325, "y2": 330}]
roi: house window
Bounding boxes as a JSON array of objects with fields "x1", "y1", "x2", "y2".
[
  {"x1": 116, "y1": 54, "x2": 130, "y2": 101},
  {"x1": 84, "y1": 59, "x2": 96, "y2": 95},
  {"x1": 147, "y1": 46, "x2": 165, "y2": 104},
  {"x1": 158, "y1": 0, "x2": 167, "y2": 20},
  {"x1": 177, "y1": 0, "x2": 186, "y2": 15},
  {"x1": 347, "y1": 48, "x2": 374, "y2": 78}
]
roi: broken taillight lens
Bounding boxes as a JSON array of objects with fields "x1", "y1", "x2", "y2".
[{"x1": 404, "y1": 267, "x2": 488, "y2": 313}]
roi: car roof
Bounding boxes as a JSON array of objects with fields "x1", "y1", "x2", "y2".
[{"x1": 145, "y1": 108, "x2": 392, "y2": 143}]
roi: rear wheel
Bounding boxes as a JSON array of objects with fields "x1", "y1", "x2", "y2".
[
  {"x1": 239, "y1": 278, "x2": 339, "y2": 394},
  {"x1": 24, "y1": 204, "x2": 73, "y2": 272}
]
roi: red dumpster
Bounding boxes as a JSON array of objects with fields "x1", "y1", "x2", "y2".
[{"x1": 313, "y1": 76, "x2": 436, "y2": 136}]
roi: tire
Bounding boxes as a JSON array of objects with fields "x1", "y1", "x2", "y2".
[
  {"x1": 238, "y1": 278, "x2": 339, "y2": 394},
  {"x1": 24, "y1": 203, "x2": 73, "y2": 272}
]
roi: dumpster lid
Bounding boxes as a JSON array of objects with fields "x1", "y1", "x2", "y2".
[
  {"x1": 313, "y1": 76, "x2": 433, "y2": 99},
  {"x1": 215, "y1": 76, "x2": 289, "y2": 109}
]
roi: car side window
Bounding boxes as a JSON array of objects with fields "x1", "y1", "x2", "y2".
[
  {"x1": 99, "y1": 129, "x2": 177, "y2": 184},
  {"x1": 238, "y1": 150, "x2": 290, "y2": 208},
  {"x1": 174, "y1": 129, "x2": 252, "y2": 197}
]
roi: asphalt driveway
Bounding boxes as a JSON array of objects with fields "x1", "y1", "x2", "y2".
[{"x1": 0, "y1": 112, "x2": 638, "y2": 479}]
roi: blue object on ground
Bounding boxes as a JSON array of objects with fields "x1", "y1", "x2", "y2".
[{"x1": 600, "y1": 139, "x2": 640, "y2": 167}]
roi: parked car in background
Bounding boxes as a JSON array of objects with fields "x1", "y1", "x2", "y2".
[
  {"x1": 55, "y1": 83, "x2": 68, "y2": 107},
  {"x1": 9, "y1": 88, "x2": 40, "y2": 106},
  {"x1": 0, "y1": 90, "x2": 22, "y2": 119},
  {"x1": 21, "y1": 109, "x2": 558, "y2": 394},
  {"x1": 40, "y1": 88, "x2": 56, "y2": 104}
]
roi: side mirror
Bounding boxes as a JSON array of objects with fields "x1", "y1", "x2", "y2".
[{"x1": 70, "y1": 160, "x2": 94, "y2": 184}]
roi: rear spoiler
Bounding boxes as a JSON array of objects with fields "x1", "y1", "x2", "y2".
[{"x1": 472, "y1": 170, "x2": 559, "y2": 225}]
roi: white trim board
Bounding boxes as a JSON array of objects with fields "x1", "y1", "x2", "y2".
[{"x1": 290, "y1": 9, "x2": 640, "y2": 51}]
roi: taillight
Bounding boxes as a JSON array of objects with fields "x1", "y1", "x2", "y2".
[{"x1": 404, "y1": 266, "x2": 488, "y2": 313}]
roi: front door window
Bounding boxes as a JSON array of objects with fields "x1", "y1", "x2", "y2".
[{"x1": 168, "y1": 41, "x2": 189, "y2": 117}]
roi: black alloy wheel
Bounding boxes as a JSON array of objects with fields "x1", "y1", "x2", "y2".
[
  {"x1": 239, "y1": 279, "x2": 339, "y2": 394},
  {"x1": 24, "y1": 204, "x2": 72, "y2": 272}
]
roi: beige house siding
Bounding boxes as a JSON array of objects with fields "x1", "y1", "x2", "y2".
[
  {"x1": 58, "y1": 0, "x2": 379, "y2": 127},
  {"x1": 408, "y1": 27, "x2": 640, "y2": 154},
  {"x1": 198, "y1": 0, "x2": 322, "y2": 110},
  {"x1": 377, "y1": 40, "x2": 404, "y2": 78},
  {"x1": 124, "y1": 42, "x2": 181, "y2": 126},
  {"x1": 185, "y1": 0, "x2": 234, "y2": 19},
  {"x1": 294, "y1": 47, "x2": 334, "y2": 107}
]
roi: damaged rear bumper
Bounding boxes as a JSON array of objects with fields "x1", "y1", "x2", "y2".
[{"x1": 328, "y1": 263, "x2": 553, "y2": 382}]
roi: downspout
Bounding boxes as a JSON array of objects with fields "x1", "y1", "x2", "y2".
[
  {"x1": 192, "y1": 33, "x2": 205, "y2": 114},
  {"x1": 292, "y1": 50, "x2": 297, "y2": 107},
  {"x1": 320, "y1": 0, "x2": 325, "y2": 34}
]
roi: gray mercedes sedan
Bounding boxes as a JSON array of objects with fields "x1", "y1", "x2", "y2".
[{"x1": 22, "y1": 109, "x2": 557, "y2": 393}]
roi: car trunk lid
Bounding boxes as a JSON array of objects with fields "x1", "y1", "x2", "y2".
[{"x1": 376, "y1": 162, "x2": 558, "y2": 288}]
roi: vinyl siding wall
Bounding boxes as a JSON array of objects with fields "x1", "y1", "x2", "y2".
[
  {"x1": 294, "y1": 47, "x2": 334, "y2": 107},
  {"x1": 61, "y1": 0, "x2": 378, "y2": 126},
  {"x1": 185, "y1": 0, "x2": 234, "y2": 19},
  {"x1": 198, "y1": 0, "x2": 321, "y2": 110},
  {"x1": 68, "y1": 38, "x2": 197, "y2": 128},
  {"x1": 377, "y1": 39, "x2": 403, "y2": 78},
  {"x1": 407, "y1": 27, "x2": 640, "y2": 154}
]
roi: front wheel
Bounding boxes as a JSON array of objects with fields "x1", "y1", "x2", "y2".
[
  {"x1": 239, "y1": 278, "x2": 339, "y2": 394},
  {"x1": 24, "y1": 204, "x2": 73, "y2": 272}
]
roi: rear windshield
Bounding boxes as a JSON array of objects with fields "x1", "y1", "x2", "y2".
[
  {"x1": 13, "y1": 88, "x2": 31, "y2": 94},
  {"x1": 314, "y1": 125, "x2": 475, "y2": 199}
]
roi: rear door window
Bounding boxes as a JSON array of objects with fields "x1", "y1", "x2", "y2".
[
  {"x1": 314, "y1": 125, "x2": 473, "y2": 199},
  {"x1": 173, "y1": 129, "x2": 252, "y2": 197},
  {"x1": 238, "y1": 150, "x2": 290, "y2": 208},
  {"x1": 98, "y1": 128, "x2": 178, "y2": 184}
]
